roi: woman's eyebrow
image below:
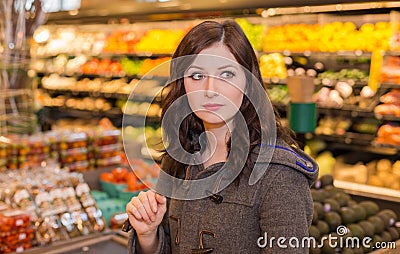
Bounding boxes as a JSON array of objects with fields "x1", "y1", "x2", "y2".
[
  {"x1": 187, "y1": 65, "x2": 204, "y2": 70},
  {"x1": 217, "y1": 64, "x2": 239, "y2": 70}
]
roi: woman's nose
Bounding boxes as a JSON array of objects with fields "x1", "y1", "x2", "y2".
[{"x1": 204, "y1": 76, "x2": 218, "y2": 98}]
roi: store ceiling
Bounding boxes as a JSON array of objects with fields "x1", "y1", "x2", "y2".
[{"x1": 46, "y1": 0, "x2": 400, "y2": 23}]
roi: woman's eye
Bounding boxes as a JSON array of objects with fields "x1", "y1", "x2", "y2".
[
  {"x1": 189, "y1": 72, "x2": 206, "y2": 80},
  {"x1": 221, "y1": 71, "x2": 235, "y2": 79}
]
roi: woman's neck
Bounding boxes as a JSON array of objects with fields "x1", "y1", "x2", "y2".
[{"x1": 202, "y1": 122, "x2": 231, "y2": 168}]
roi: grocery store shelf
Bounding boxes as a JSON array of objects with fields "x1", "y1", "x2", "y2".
[
  {"x1": 40, "y1": 88, "x2": 130, "y2": 100},
  {"x1": 21, "y1": 231, "x2": 128, "y2": 254},
  {"x1": 334, "y1": 179, "x2": 400, "y2": 203},
  {"x1": 315, "y1": 133, "x2": 375, "y2": 147},
  {"x1": 33, "y1": 52, "x2": 172, "y2": 59},
  {"x1": 374, "y1": 113, "x2": 400, "y2": 122},
  {"x1": 45, "y1": 106, "x2": 122, "y2": 118},
  {"x1": 328, "y1": 142, "x2": 399, "y2": 156},
  {"x1": 36, "y1": 72, "x2": 169, "y2": 82},
  {"x1": 263, "y1": 50, "x2": 372, "y2": 58},
  {"x1": 317, "y1": 107, "x2": 376, "y2": 118},
  {"x1": 380, "y1": 82, "x2": 400, "y2": 89},
  {"x1": 265, "y1": 79, "x2": 369, "y2": 88},
  {"x1": 263, "y1": 78, "x2": 287, "y2": 85}
]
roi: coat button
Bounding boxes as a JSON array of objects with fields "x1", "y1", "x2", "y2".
[{"x1": 305, "y1": 160, "x2": 313, "y2": 169}]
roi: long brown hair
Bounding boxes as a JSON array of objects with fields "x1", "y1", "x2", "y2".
[{"x1": 160, "y1": 20, "x2": 295, "y2": 179}]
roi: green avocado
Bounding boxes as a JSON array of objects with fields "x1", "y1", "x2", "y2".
[
  {"x1": 323, "y1": 185, "x2": 341, "y2": 198},
  {"x1": 316, "y1": 220, "x2": 330, "y2": 235},
  {"x1": 309, "y1": 246, "x2": 321, "y2": 254},
  {"x1": 378, "y1": 209, "x2": 398, "y2": 221},
  {"x1": 324, "y1": 211, "x2": 342, "y2": 232},
  {"x1": 387, "y1": 227, "x2": 400, "y2": 241},
  {"x1": 359, "y1": 201, "x2": 379, "y2": 217},
  {"x1": 358, "y1": 220, "x2": 376, "y2": 237},
  {"x1": 372, "y1": 234, "x2": 383, "y2": 246},
  {"x1": 377, "y1": 212, "x2": 394, "y2": 229},
  {"x1": 312, "y1": 207, "x2": 319, "y2": 225},
  {"x1": 314, "y1": 202, "x2": 325, "y2": 220},
  {"x1": 347, "y1": 224, "x2": 366, "y2": 239},
  {"x1": 347, "y1": 200, "x2": 358, "y2": 207},
  {"x1": 321, "y1": 237, "x2": 336, "y2": 254},
  {"x1": 353, "y1": 247, "x2": 365, "y2": 254},
  {"x1": 340, "y1": 207, "x2": 357, "y2": 225},
  {"x1": 324, "y1": 198, "x2": 341, "y2": 213},
  {"x1": 351, "y1": 204, "x2": 367, "y2": 222},
  {"x1": 309, "y1": 225, "x2": 321, "y2": 241},
  {"x1": 334, "y1": 192, "x2": 351, "y2": 207},
  {"x1": 320, "y1": 174, "x2": 334, "y2": 187},
  {"x1": 381, "y1": 231, "x2": 393, "y2": 242},
  {"x1": 341, "y1": 247, "x2": 355, "y2": 254},
  {"x1": 311, "y1": 189, "x2": 325, "y2": 203},
  {"x1": 368, "y1": 216, "x2": 385, "y2": 234}
]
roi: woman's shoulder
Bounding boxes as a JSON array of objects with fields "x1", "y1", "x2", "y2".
[{"x1": 252, "y1": 139, "x2": 319, "y2": 187}]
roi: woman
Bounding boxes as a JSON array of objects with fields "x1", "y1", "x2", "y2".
[{"x1": 126, "y1": 20, "x2": 318, "y2": 253}]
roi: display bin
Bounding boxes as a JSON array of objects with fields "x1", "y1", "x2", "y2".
[
  {"x1": 90, "y1": 190, "x2": 109, "y2": 203},
  {"x1": 96, "y1": 199, "x2": 127, "y2": 226},
  {"x1": 117, "y1": 189, "x2": 142, "y2": 204},
  {"x1": 99, "y1": 180, "x2": 126, "y2": 198}
]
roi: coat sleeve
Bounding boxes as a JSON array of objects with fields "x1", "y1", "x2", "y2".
[
  {"x1": 258, "y1": 165, "x2": 313, "y2": 254},
  {"x1": 128, "y1": 200, "x2": 172, "y2": 254}
]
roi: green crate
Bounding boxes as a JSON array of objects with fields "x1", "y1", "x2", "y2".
[
  {"x1": 117, "y1": 188, "x2": 141, "y2": 204},
  {"x1": 97, "y1": 198, "x2": 127, "y2": 226},
  {"x1": 90, "y1": 190, "x2": 109, "y2": 202},
  {"x1": 99, "y1": 179, "x2": 127, "y2": 198}
]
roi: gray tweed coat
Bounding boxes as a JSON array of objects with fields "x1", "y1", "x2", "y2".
[{"x1": 128, "y1": 140, "x2": 319, "y2": 253}]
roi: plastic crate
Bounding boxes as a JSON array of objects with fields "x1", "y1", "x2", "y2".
[
  {"x1": 90, "y1": 190, "x2": 109, "y2": 202},
  {"x1": 96, "y1": 199, "x2": 127, "y2": 226},
  {"x1": 99, "y1": 180, "x2": 127, "y2": 198},
  {"x1": 117, "y1": 189, "x2": 142, "y2": 204}
]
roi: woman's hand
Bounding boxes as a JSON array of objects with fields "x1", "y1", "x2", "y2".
[{"x1": 126, "y1": 190, "x2": 167, "y2": 237}]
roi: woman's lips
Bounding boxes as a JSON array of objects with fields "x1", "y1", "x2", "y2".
[{"x1": 202, "y1": 103, "x2": 223, "y2": 111}]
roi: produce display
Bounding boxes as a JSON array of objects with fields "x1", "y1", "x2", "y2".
[
  {"x1": 315, "y1": 116, "x2": 379, "y2": 137},
  {"x1": 374, "y1": 89, "x2": 400, "y2": 117},
  {"x1": 310, "y1": 174, "x2": 400, "y2": 254},
  {"x1": 0, "y1": 209, "x2": 33, "y2": 253},
  {"x1": 32, "y1": 25, "x2": 187, "y2": 57},
  {"x1": 0, "y1": 166, "x2": 105, "y2": 252},
  {"x1": 40, "y1": 74, "x2": 138, "y2": 95},
  {"x1": 103, "y1": 30, "x2": 144, "y2": 54},
  {"x1": 123, "y1": 125, "x2": 163, "y2": 152},
  {"x1": 266, "y1": 85, "x2": 290, "y2": 105},
  {"x1": 365, "y1": 159, "x2": 400, "y2": 189},
  {"x1": 32, "y1": 55, "x2": 171, "y2": 78},
  {"x1": 313, "y1": 84, "x2": 377, "y2": 109},
  {"x1": 134, "y1": 29, "x2": 185, "y2": 54},
  {"x1": 316, "y1": 117, "x2": 352, "y2": 136},
  {"x1": 235, "y1": 18, "x2": 265, "y2": 51},
  {"x1": 259, "y1": 53, "x2": 287, "y2": 80},
  {"x1": 31, "y1": 27, "x2": 105, "y2": 57},
  {"x1": 0, "y1": 127, "x2": 121, "y2": 172},
  {"x1": 263, "y1": 21, "x2": 391, "y2": 52},
  {"x1": 315, "y1": 69, "x2": 369, "y2": 87},
  {"x1": 380, "y1": 55, "x2": 400, "y2": 84},
  {"x1": 375, "y1": 124, "x2": 400, "y2": 146},
  {"x1": 99, "y1": 161, "x2": 160, "y2": 203}
]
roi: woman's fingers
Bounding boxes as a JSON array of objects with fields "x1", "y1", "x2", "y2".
[
  {"x1": 138, "y1": 191, "x2": 156, "y2": 222},
  {"x1": 155, "y1": 193, "x2": 167, "y2": 205},
  {"x1": 147, "y1": 190, "x2": 158, "y2": 213},
  {"x1": 126, "y1": 190, "x2": 167, "y2": 232}
]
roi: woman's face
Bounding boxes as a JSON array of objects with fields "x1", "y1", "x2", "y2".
[{"x1": 183, "y1": 44, "x2": 246, "y2": 128}]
